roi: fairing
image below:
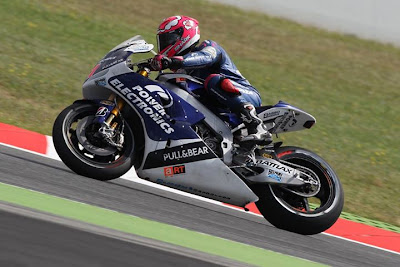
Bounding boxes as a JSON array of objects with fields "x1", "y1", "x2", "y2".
[{"x1": 81, "y1": 39, "x2": 258, "y2": 207}]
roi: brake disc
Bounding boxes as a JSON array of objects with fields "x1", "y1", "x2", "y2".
[{"x1": 75, "y1": 116, "x2": 117, "y2": 156}]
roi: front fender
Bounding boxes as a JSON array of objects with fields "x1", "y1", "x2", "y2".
[{"x1": 73, "y1": 99, "x2": 97, "y2": 105}]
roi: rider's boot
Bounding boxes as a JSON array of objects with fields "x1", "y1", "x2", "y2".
[{"x1": 238, "y1": 103, "x2": 272, "y2": 144}]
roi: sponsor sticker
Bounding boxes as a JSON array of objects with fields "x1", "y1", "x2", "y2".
[
  {"x1": 256, "y1": 160, "x2": 292, "y2": 174},
  {"x1": 95, "y1": 107, "x2": 108, "y2": 117},
  {"x1": 267, "y1": 169, "x2": 282, "y2": 182},
  {"x1": 176, "y1": 77, "x2": 186, "y2": 83},
  {"x1": 174, "y1": 35, "x2": 190, "y2": 52},
  {"x1": 164, "y1": 165, "x2": 186, "y2": 177},
  {"x1": 109, "y1": 78, "x2": 174, "y2": 134},
  {"x1": 102, "y1": 58, "x2": 124, "y2": 70},
  {"x1": 280, "y1": 114, "x2": 293, "y2": 130},
  {"x1": 143, "y1": 141, "x2": 216, "y2": 169},
  {"x1": 163, "y1": 146, "x2": 209, "y2": 161},
  {"x1": 263, "y1": 111, "x2": 280, "y2": 119},
  {"x1": 95, "y1": 79, "x2": 107, "y2": 87}
]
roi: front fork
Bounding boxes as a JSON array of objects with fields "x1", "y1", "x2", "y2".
[
  {"x1": 93, "y1": 67, "x2": 150, "y2": 147},
  {"x1": 93, "y1": 94, "x2": 126, "y2": 148},
  {"x1": 105, "y1": 94, "x2": 125, "y2": 128}
]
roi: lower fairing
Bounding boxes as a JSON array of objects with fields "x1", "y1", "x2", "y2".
[{"x1": 137, "y1": 157, "x2": 258, "y2": 207}]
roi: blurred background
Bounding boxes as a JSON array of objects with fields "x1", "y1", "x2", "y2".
[
  {"x1": 0, "y1": 0, "x2": 399, "y2": 227},
  {"x1": 211, "y1": 0, "x2": 400, "y2": 46}
]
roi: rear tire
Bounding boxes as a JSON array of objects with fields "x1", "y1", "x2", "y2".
[
  {"x1": 252, "y1": 146, "x2": 344, "y2": 235},
  {"x1": 52, "y1": 102, "x2": 138, "y2": 180}
]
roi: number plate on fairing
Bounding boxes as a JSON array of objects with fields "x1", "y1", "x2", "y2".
[{"x1": 258, "y1": 103, "x2": 316, "y2": 134}]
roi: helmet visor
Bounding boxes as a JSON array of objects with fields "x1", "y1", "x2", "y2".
[{"x1": 157, "y1": 29, "x2": 183, "y2": 53}]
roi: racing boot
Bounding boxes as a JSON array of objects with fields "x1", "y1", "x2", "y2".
[{"x1": 238, "y1": 103, "x2": 272, "y2": 144}]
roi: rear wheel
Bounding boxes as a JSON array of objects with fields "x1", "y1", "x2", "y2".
[
  {"x1": 252, "y1": 146, "x2": 344, "y2": 235},
  {"x1": 52, "y1": 102, "x2": 139, "y2": 180}
]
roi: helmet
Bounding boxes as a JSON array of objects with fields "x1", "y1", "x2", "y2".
[{"x1": 156, "y1": 15, "x2": 200, "y2": 57}]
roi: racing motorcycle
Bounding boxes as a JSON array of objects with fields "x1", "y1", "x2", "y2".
[{"x1": 53, "y1": 36, "x2": 344, "y2": 235}]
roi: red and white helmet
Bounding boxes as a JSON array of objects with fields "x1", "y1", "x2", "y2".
[{"x1": 156, "y1": 15, "x2": 200, "y2": 57}]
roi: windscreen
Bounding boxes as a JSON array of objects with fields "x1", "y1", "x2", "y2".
[{"x1": 109, "y1": 35, "x2": 146, "y2": 52}]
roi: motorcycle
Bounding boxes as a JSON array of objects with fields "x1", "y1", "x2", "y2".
[{"x1": 53, "y1": 35, "x2": 344, "y2": 235}]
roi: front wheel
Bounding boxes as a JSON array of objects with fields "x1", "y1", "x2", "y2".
[
  {"x1": 52, "y1": 102, "x2": 137, "y2": 180},
  {"x1": 252, "y1": 146, "x2": 344, "y2": 235}
]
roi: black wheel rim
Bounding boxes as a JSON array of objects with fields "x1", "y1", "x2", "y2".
[
  {"x1": 270, "y1": 154, "x2": 338, "y2": 217},
  {"x1": 63, "y1": 107, "x2": 134, "y2": 168}
]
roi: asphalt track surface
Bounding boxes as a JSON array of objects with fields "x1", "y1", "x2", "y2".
[
  {"x1": 0, "y1": 204, "x2": 232, "y2": 267},
  {"x1": 1, "y1": 144, "x2": 399, "y2": 266}
]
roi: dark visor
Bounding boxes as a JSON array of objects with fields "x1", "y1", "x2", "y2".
[{"x1": 158, "y1": 28, "x2": 183, "y2": 52}]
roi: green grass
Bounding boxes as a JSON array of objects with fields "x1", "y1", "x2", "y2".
[{"x1": 0, "y1": 0, "x2": 399, "y2": 227}]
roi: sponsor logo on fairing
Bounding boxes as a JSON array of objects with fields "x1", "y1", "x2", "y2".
[
  {"x1": 263, "y1": 111, "x2": 280, "y2": 119},
  {"x1": 99, "y1": 56, "x2": 117, "y2": 63},
  {"x1": 109, "y1": 78, "x2": 174, "y2": 134},
  {"x1": 273, "y1": 111, "x2": 288, "y2": 130},
  {"x1": 163, "y1": 146, "x2": 209, "y2": 161},
  {"x1": 95, "y1": 107, "x2": 108, "y2": 117},
  {"x1": 145, "y1": 84, "x2": 173, "y2": 108},
  {"x1": 280, "y1": 114, "x2": 293, "y2": 130},
  {"x1": 256, "y1": 160, "x2": 293, "y2": 174},
  {"x1": 102, "y1": 58, "x2": 124, "y2": 70},
  {"x1": 142, "y1": 142, "x2": 216, "y2": 169},
  {"x1": 267, "y1": 169, "x2": 282, "y2": 182},
  {"x1": 164, "y1": 165, "x2": 186, "y2": 177},
  {"x1": 95, "y1": 79, "x2": 107, "y2": 87}
]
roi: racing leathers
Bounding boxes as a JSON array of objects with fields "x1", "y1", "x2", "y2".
[{"x1": 161, "y1": 40, "x2": 271, "y2": 143}]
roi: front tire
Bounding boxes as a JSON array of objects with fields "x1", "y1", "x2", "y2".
[
  {"x1": 52, "y1": 102, "x2": 137, "y2": 180},
  {"x1": 252, "y1": 146, "x2": 344, "y2": 235}
]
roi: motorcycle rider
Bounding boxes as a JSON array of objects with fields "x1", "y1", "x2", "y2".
[{"x1": 150, "y1": 15, "x2": 271, "y2": 143}]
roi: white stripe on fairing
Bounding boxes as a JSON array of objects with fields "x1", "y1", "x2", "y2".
[{"x1": 1, "y1": 140, "x2": 399, "y2": 255}]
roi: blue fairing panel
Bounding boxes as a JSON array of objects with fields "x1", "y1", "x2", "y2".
[{"x1": 108, "y1": 73, "x2": 204, "y2": 141}]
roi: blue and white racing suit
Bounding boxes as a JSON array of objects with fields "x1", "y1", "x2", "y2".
[{"x1": 179, "y1": 40, "x2": 262, "y2": 112}]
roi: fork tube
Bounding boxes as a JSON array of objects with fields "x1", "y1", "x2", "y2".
[
  {"x1": 105, "y1": 97, "x2": 125, "y2": 126},
  {"x1": 108, "y1": 94, "x2": 116, "y2": 101}
]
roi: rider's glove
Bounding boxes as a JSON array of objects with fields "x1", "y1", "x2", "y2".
[
  {"x1": 150, "y1": 54, "x2": 171, "y2": 71},
  {"x1": 150, "y1": 55, "x2": 183, "y2": 71}
]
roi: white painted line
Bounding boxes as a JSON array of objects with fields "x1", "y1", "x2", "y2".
[
  {"x1": 1, "y1": 142, "x2": 399, "y2": 255},
  {"x1": 322, "y1": 232, "x2": 400, "y2": 256},
  {"x1": 1, "y1": 142, "x2": 58, "y2": 160},
  {"x1": 45, "y1": 136, "x2": 61, "y2": 161}
]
